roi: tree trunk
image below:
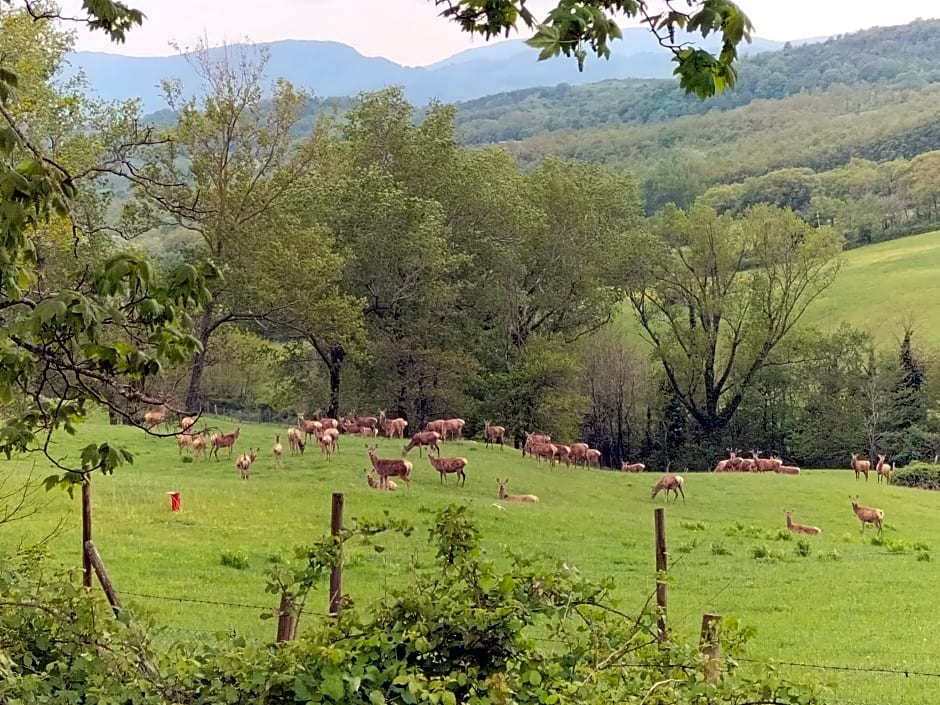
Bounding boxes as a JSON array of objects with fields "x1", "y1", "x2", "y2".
[
  {"x1": 185, "y1": 303, "x2": 215, "y2": 412},
  {"x1": 326, "y1": 345, "x2": 346, "y2": 419}
]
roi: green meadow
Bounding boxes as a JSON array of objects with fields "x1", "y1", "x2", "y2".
[{"x1": 2, "y1": 417, "x2": 940, "y2": 704}]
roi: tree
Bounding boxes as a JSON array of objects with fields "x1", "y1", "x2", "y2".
[
  {"x1": 0, "y1": 1, "x2": 216, "y2": 487},
  {"x1": 434, "y1": 0, "x2": 753, "y2": 98},
  {"x1": 626, "y1": 203, "x2": 842, "y2": 442},
  {"x1": 125, "y1": 40, "x2": 323, "y2": 411}
]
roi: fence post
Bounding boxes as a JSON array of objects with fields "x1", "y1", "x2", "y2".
[
  {"x1": 654, "y1": 507, "x2": 667, "y2": 642},
  {"x1": 699, "y1": 613, "x2": 721, "y2": 683},
  {"x1": 84, "y1": 540, "x2": 122, "y2": 618},
  {"x1": 276, "y1": 591, "x2": 296, "y2": 642},
  {"x1": 329, "y1": 492, "x2": 344, "y2": 616},
  {"x1": 82, "y1": 478, "x2": 93, "y2": 588}
]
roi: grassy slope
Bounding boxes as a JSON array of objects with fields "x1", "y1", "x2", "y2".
[
  {"x1": 802, "y1": 230, "x2": 940, "y2": 346},
  {"x1": 2, "y1": 417, "x2": 939, "y2": 703}
]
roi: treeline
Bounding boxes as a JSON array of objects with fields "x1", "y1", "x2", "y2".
[{"x1": 455, "y1": 18, "x2": 940, "y2": 144}]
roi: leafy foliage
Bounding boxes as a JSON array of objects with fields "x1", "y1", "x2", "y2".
[{"x1": 890, "y1": 462, "x2": 940, "y2": 490}]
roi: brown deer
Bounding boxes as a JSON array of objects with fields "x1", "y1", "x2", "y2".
[
  {"x1": 443, "y1": 418, "x2": 466, "y2": 441},
  {"x1": 210, "y1": 427, "x2": 241, "y2": 460},
  {"x1": 528, "y1": 442, "x2": 557, "y2": 468},
  {"x1": 320, "y1": 434, "x2": 334, "y2": 461},
  {"x1": 876, "y1": 454, "x2": 893, "y2": 484},
  {"x1": 851, "y1": 453, "x2": 870, "y2": 482},
  {"x1": 142, "y1": 404, "x2": 167, "y2": 430},
  {"x1": 180, "y1": 416, "x2": 197, "y2": 433},
  {"x1": 286, "y1": 426, "x2": 305, "y2": 455},
  {"x1": 585, "y1": 448, "x2": 602, "y2": 468},
  {"x1": 427, "y1": 448, "x2": 468, "y2": 487},
  {"x1": 236, "y1": 448, "x2": 259, "y2": 480},
  {"x1": 366, "y1": 445, "x2": 412, "y2": 489},
  {"x1": 403, "y1": 430, "x2": 441, "y2": 457},
  {"x1": 483, "y1": 420, "x2": 506, "y2": 450},
  {"x1": 785, "y1": 509, "x2": 821, "y2": 535},
  {"x1": 425, "y1": 419, "x2": 447, "y2": 436},
  {"x1": 365, "y1": 469, "x2": 396, "y2": 491},
  {"x1": 751, "y1": 450, "x2": 781, "y2": 472},
  {"x1": 380, "y1": 409, "x2": 409, "y2": 440},
  {"x1": 621, "y1": 461, "x2": 645, "y2": 473},
  {"x1": 297, "y1": 414, "x2": 322, "y2": 444},
  {"x1": 496, "y1": 478, "x2": 539, "y2": 503},
  {"x1": 191, "y1": 433, "x2": 207, "y2": 461},
  {"x1": 850, "y1": 495, "x2": 884, "y2": 535},
  {"x1": 651, "y1": 474, "x2": 685, "y2": 503},
  {"x1": 523, "y1": 433, "x2": 552, "y2": 458},
  {"x1": 272, "y1": 435, "x2": 283, "y2": 469},
  {"x1": 567, "y1": 442, "x2": 589, "y2": 466}
]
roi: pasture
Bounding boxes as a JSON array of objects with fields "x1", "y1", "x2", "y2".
[{"x1": 2, "y1": 417, "x2": 940, "y2": 704}]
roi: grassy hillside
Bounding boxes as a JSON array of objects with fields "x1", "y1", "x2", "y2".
[
  {"x1": 2, "y1": 416, "x2": 939, "y2": 704},
  {"x1": 803, "y1": 229, "x2": 940, "y2": 346}
]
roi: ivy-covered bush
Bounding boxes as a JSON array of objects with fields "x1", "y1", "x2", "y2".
[
  {"x1": 890, "y1": 462, "x2": 940, "y2": 490},
  {"x1": 1, "y1": 505, "x2": 825, "y2": 705}
]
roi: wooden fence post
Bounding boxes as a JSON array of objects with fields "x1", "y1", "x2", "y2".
[
  {"x1": 82, "y1": 478, "x2": 93, "y2": 588},
  {"x1": 329, "y1": 492, "x2": 344, "y2": 616},
  {"x1": 654, "y1": 507, "x2": 667, "y2": 642},
  {"x1": 700, "y1": 613, "x2": 721, "y2": 683},
  {"x1": 84, "y1": 540, "x2": 122, "y2": 618},
  {"x1": 276, "y1": 591, "x2": 296, "y2": 642}
]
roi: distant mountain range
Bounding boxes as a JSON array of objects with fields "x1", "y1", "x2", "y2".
[{"x1": 64, "y1": 29, "x2": 819, "y2": 112}]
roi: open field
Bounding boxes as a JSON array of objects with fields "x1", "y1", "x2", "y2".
[{"x1": 2, "y1": 417, "x2": 940, "y2": 704}]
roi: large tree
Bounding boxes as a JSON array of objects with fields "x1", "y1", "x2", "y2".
[{"x1": 626, "y1": 203, "x2": 842, "y2": 441}]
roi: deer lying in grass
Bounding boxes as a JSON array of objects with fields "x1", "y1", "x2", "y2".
[
  {"x1": 651, "y1": 474, "x2": 685, "y2": 503},
  {"x1": 775, "y1": 462, "x2": 801, "y2": 475},
  {"x1": 365, "y1": 469, "x2": 396, "y2": 491},
  {"x1": 496, "y1": 478, "x2": 539, "y2": 503},
  {"x1": 427, "y1": 448, "x2": 468, "y2": 487},
  {"x1": 403, "y1": 431, "x2": 441, "y2": 457},
  {"x1": 273, "y1": 435, "x2": 283, "y2": 469},
  {"x1": 236, "y1": 448, "x2": 259, "y2": 480},
  {"x1": 367, "y1": 445, "x2": 412, "y2": 489},
  {"x1": 785, "y1": 509, "x2": 821, "y2": 535},
  {"x1": 876, "y1": 454, "x2": 892, "y2": 484},
  {"x1": 851, "y1": 453, "x2": 870, "y2": 482},
  {"x1": 286, "y1": 426, "x2": 305, "y2": 455},
  {"x1": 850, "y1": 495, "x2": 884, "y2": 535},
  {"x1": 483, "y1": 420, "x2": 506, "y2": 450},
  {"x1": 210, "y1": 427, "x2": 241, "y2": 460},
  {"x1": 751, "y1": 450, "x2": 781, "y2": 472},
  {"x1": 621, "y1": 461, "x2": 645, "y2": 473}
]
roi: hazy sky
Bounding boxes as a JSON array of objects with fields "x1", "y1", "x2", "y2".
[{"x1": 61, "y1": 0, "x2": 939, "y2": 65}]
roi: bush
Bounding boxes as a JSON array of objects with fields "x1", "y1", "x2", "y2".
[
  {"x1": 794, "y1": 539, "x2": 812, "y2": 557},
  {"x1": 711, "y1": 542, "x2": 732, "y2": 556},
  {"x1": 890, "y1": 462, "x2": 940, "y2": 490}
]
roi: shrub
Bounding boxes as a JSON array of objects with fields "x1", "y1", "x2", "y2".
[
  {"x1": 794, "y1": 539, "x2": 812, "y2": 557},
  {"x1": 677, "y1": 538, "x2": 699, "y2": 554},
  {"x1": 913, "y1": 541, "x2": 930, "y2": 552},
  {"x1": 772, "y1": 529, "x2": 793, "y2": 542},
  {"x1": 711, "y1": 543, "x2": 732, "y2": 556},
  {"x1": 751, "y1": 544, "x2": 770, "y2": 560},
  {"x1": 680, "y1": 520, "x2": 706, "y2": 531},
  {"x1": 818, "y1": 549, "x2": 842, "y2": 561},
  {"x1": 917, "y1": 550, "x2": 931, "y2": 562},
  {"x1": 890, "y1": 462, "x2": 940, "y2": 490},
  {"x1": 220, "y1": 550, "x2": 250, "y2": 570}
]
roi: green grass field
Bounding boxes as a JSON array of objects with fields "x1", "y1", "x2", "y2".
[
  {"x1": 2, "y1": 417, "x2": 940, "y2": 704},
  {"x1": 802, "y1": 229, "x2": 940, "y2": 347}
]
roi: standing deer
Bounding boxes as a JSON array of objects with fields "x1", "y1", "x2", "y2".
[
  {"x1": 427, "y1": 448, "x2": 468, "y2": 486},
  {"x1": 403, "y1": 431, "x2": 441, "y2": 457},
  {"x1": 851, "y1": 453, "x2": 870, "y2": 482},
  {"x1": 483, "y1": 420, "x2": 506, "y2": 450},
  {"x1": 272, "y1": 435, "x2": 283, "y2": 469},
  {"x1": 850, "y1": 495, "x2": 884, "y2": 535},
  {"x1": 366, "y1": 445, "x2": 412, "y2": 489},
  {"x1": 236, "y1": 448, "x2": 259, "y2": 480},
  {"x1": 876, "y1": 454, "x2": 892, "y2": 484},
  {"x1": 210, "y1": 427, "x2": 241, "y2": 460}
]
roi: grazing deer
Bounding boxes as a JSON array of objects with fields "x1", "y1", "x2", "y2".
[
  {"x1": 210, "y1": 427, "x2": 241, "y2": 460},
  {"x1": 651, "y1": 474, "x2": 685, "y2": 503},
  {"x1": 427, "y1": 448, "x2": 468, "y2": 487},
  {"x1": 850, "y1": 495, "x2": 884, "y2": 535},
  {"x1": 483, "y1": 420, "x2": 506, "y2": 450},
  {"x1": 403, "y1": 431, "x2": 441, "y2": 457},
  {"x1": 366, "y1": 445, "x2": 412, "y2": 489},
  {"x1": 496, "y1": 478, "x2": 539, "y2": 503},
  {"x1": 236, "y1": 448, "x2": 259, "y2": 480}
]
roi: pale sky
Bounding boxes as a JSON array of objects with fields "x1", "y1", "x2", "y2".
[{"x1": 60, "y1": 0, "x2": 940, "y2": 65}]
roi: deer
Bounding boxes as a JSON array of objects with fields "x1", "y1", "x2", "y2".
[
  {"x1": 320, "y1": 434, "x2": 334, "y2": 461},
  {"x1": 427, "y1": 448, "x2": 468, "y2": 486},
  {"x1": 314, "y1": 410, "x2": 339, "y2": 430},
  {"x1": 751, "y1": 450, "x2": 781, "y2": 472},
  {"x1": 851, "y1": 453, "x2": 870, "y2": 482},
  {"x1": 236, "y1": 448, "x2": 259, "y2": 480},
  {"x1": 496, "y1": 478, "x2": 539, "y2": 503},
  {"x1": 850, "y1": 495, "x2": 884, "y2": 535},
  {"x1": 380, "y1": 409, "x2": 409, "y2": 439},
  {"x1": 443, "y1": 418, "x2": 466, "y2": 441},
  {"x1": 365, "y1": 469, "x2": 396, "y2": 491},
  {"x1": 483, "y1": 420, "x2": 506, "y2": 450},
  {"x1": 554, "y1": 445, "x2": 571, "y2": 468},
  {"x1": 142, "y1": 404, "x2": 167, "y2": 430},
  {"x1": 621, "y1": 461, "x2": 645, "y2": 473},
  {"x1": 352, "y1": 412, "x2": 379, "y2": 434},
  {"x1": 191, "y1": 433, "x2": 207, "y2": 461},
  {"x1": 876, "y1": 454, "x2": 893, "y2": 484},
  {"x1": 297, "y1": 414, "x2": 322, "y2": 444},
  {"x1": 272, "y1": 435, "x2": 283, "y2": 469},
  {"x1": 528, "y1": 442, "x2": 557, "y2": 468},
  {"x1": 785, "y1": 509, "x2": 821, "y2": 536},
  {"x1": 403, "y1": 430, "x2": 441, "y2": 457},
  {"x1": 176, "y1": 432, "x2": 194, "y2": 456},
  {"x1": 425, "y1": 419, "x2": 447, "y2": 436},
  {"x1": 651, "y1": 474, "x2": 685, "y2": 503},
  {"x1": 566, "y1": 442, "x2": 589, "y2": 466},
  {"x1": 210, "y1": 427, "x2": 241, "y2": 460},
  {"x1": 366, "y1": 445, "x2": 412, "y2": 489},
  {"x1": 585, "y1": 448, "x2": 602, "y2": 468},
  {"x1": 523, "y1": 433, "x2": 552, "y2": 458},
  {"x1": 180, "y1": 416, "x2": 197, "y2": 434},
  {"x1": 286, "y1": 426, "x2": 305, "y2": 455}
]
